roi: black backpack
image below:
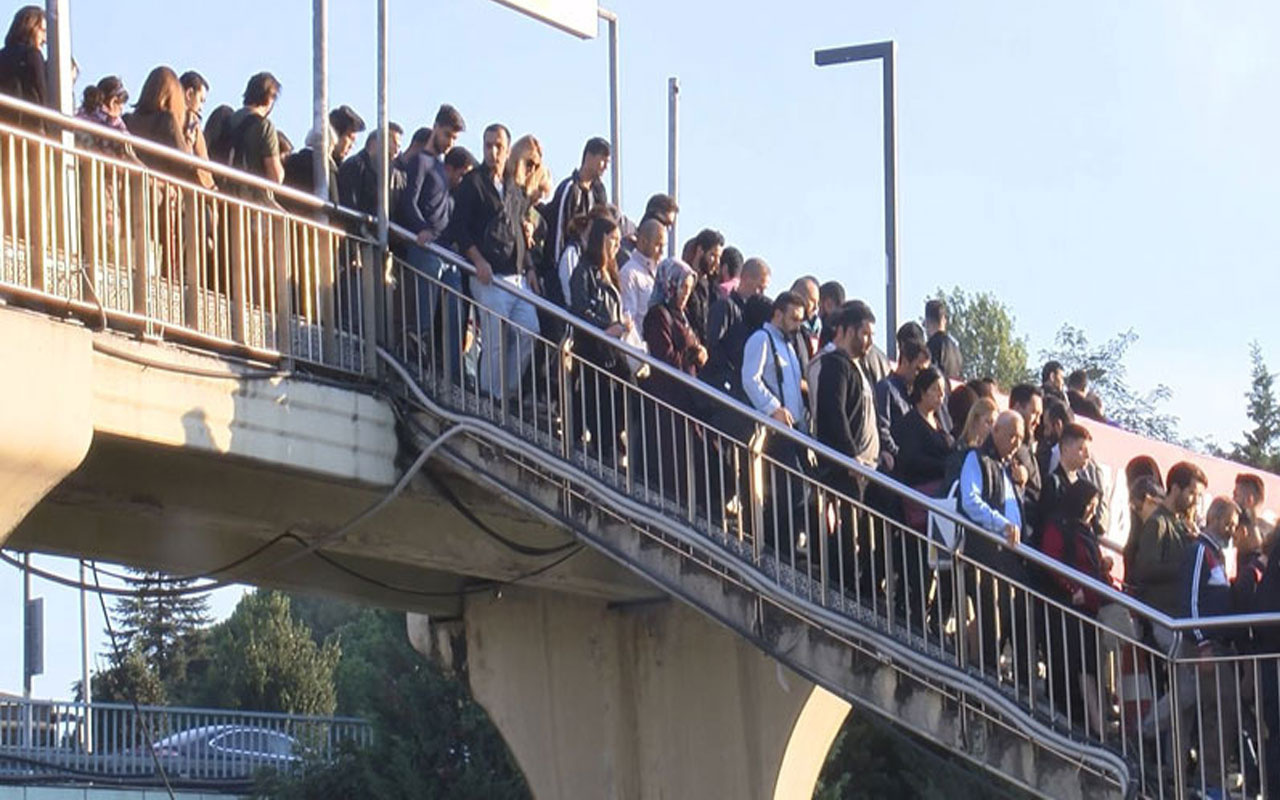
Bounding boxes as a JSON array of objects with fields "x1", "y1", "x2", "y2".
[{"x1": 478, "y1": 190, "x2": 525, "y2": 275}]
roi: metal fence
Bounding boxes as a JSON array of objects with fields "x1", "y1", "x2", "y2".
[
  {"x1": 3, "y1": 93, "x2": 1280, "y2": 798},
  {"x1": 0, "y1": 696, "x2": 371, "y2": 785}
]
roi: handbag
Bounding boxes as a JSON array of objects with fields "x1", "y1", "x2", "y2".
[{"x1": 926, "y1": 479, "x2": 961, "y2": 569}]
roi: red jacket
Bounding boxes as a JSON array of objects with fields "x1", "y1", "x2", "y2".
[{"x1": 1039, "y1": 518, "x2": 1112, "y2": 615}]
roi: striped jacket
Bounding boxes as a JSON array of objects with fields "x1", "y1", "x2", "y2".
[{"x1": 1182, "y1": 532, "x2": 1234, "y2": 648}]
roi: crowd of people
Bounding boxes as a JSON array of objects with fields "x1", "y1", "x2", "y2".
[{"x1": 5, "y1": 5, "x2": 1280, "y2": 792}]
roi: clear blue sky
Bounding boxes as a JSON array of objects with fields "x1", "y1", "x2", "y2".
[{"x1": 5, "y1": 0, "x2": 1280, "y2": 697}]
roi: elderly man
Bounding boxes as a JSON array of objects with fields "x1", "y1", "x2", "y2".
[{"x1": 618, "y1": 218, "x2": 667, "y2": 327}]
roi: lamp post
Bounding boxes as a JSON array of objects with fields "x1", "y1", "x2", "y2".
[
  {"x1": 597, "y1": 7, "x2": 621, "y2": 208},
  {"x1": 814, "y1": 41, "x2": 900, "y2": 359}
]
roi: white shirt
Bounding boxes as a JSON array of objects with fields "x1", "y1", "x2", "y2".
[{"x1": 618, "y1": 251, "x2": 660, "y2": 327}]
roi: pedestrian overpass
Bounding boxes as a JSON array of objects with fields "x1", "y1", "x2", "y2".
[{"x1": 0, "y1": 95, "x2": 1272, "y2": 799}]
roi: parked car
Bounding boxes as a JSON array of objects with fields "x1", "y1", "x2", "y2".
[{"x1": 147, "y1": 724, "x2": 301, "y2": 777}]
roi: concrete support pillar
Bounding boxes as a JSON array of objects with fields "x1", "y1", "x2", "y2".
[
  {"x1": 439, "y1": 587, "x2": 850, "y2": 800},
  {"x1": 0, "y1": 311, "x2": 93, "y2": 545}
]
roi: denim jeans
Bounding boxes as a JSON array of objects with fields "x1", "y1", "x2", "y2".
[
  {"x1": 472, "y1": 273, "x2": 540, "y2": 400},
  {"x1": 408, "y1": 247, "x2": 463, "y2": 384}
]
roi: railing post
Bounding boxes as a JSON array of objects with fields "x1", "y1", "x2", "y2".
[
  {"x1": 129, "y1": 175, "x2": 152, "y2": 325},
  {"x1": 77, "y1": 155, "x2": 98, "y2": 290},
  {"x1": 229, "y1": 206, "x2": 247, "y2": 345},
  {"x1": 181, "y1": 191, "x2": 200, "y2": 330},
  {"x1": 29, "y1": 140, "x2": 48, "y2": 292},
  {"x1": 361, "y1": 243, "x2": 379, "y2": 378},
  {"x1": 272, "y1": 216, "x2": 293, "y2": 359},
  {"x1": 319, "y1": 230, "x2": 337, "y2": 361},
  {"x1": 747, "y1": 425, "x2": 768, "y2": 563}
]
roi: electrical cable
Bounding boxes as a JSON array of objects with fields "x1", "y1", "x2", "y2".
[
  {"x1": 92, "y1": 338, "x2": 291, "y2": 381},
  {"x1": 89, "y1": 562, "x2": 177, "y2": 800}
]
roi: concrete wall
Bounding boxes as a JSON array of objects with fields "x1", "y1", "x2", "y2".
[
  {"x1": 456, "y1": 587, "x2": 849, "y2": 800},
  {"x1": 0, "y1": 789, "x2": 231, "y2": 800}
]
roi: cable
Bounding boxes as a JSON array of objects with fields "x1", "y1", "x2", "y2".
[
  {"x1": 391, "y1": 402, "x2": 579, "y2": 557},
  {"x1": 90, "y1": 562, "x2": 177, "y2": 800},
  {"x1": 0, "y1": 551, "x2": 225, "y2": 597},
  {"x1": 92, "y1": 339, "x2": 291, "y2": 381}
]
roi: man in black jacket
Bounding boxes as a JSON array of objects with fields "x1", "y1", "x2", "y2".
[
  {"x1": 874, "y1": 334, "x2": 930, "y2": 469},
  {"x1": 545, "y1": 137, "x2": 610, "y2": 264},
  {"x1": 815, "y1": 301, "x2": 878, "y2": 593},
  {"x1": 702, "y1": 257, "x2": 770, "y2": 397},
  {"x1": 1008, "y1": 383, "x2": 1044, "y2": 526},
  {"x1": 925, "y1": 299, "x2": 963, "y2": 381}
]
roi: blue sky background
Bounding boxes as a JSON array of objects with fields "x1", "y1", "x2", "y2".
[{"x1": 4, "y1": 0, "x2": 1279, "y2": 698}]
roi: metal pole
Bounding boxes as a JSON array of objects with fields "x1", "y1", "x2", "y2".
[
  {"x1": 599, "y1": 8, "x2": 621, "y2": 209},
  {"x1": 375, "y1": 0, "x2": 389, "y2": 251},
  {"x1": 312, "y1": 0, "x2": 330, "y2": 200},
  {"x1": 45, "y1": 0, "x2": 72, "y2": 114},
  {"x1": 22, "y1": 553, "x2": 31, "y2": 749},
  {"x1": 80, "y1": 559, "x2": 92, "y2": 753},
  {"x1": 882, "y1": 43, "x2": 899, "y2": 360},
  {"x1": 667, "y1": 77, "x2": 679, "y2": 257}
]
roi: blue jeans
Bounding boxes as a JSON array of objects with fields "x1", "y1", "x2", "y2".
[
  {"x1": 408, "y1": 247, "x2": 463, "y2": 384},
  {"x1": 472, "y1": 273, "x2": 539, "y2": 400}
]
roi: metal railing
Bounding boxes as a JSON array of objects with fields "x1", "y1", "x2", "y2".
[
  {"x1": 3, "y1": 94, "x2": 1279, "y2": 798},
  {"x1": 0, "y1": 696, "x2": 370, "y2": 786},
  {"x1": 383, "y1": 242, "x2": 1280, "y2": 799},
  {"x1": 0, "y1": 94, "x2": 377, "y2": 375}
]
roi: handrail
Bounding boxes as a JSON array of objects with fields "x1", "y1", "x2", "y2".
[
  {"x1": 387, "y1": 228, "x2": 1264, "y2": 634},
  {"x1": 0, "y1": 92, "x2": 373, "y2": 228}
]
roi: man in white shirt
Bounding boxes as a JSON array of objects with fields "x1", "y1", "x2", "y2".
[{"x1": 618, "y1": 218, "x2": 667, "y2": 325}]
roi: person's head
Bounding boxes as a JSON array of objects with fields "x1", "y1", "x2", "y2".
[
  {"x1": 719, "y1": 246, "x2": 744, "y2": 283},
  {"x1": 736, "y1": 257, "x2": 771, "y2": 298},
  {"x1": 1009, "y1": 384, "x2": 1044, "y2": 440},
  {"x1": 656, "y1": 258, "x2": 697, "y2": 311},
  {"x1": 896, "y1": 336, "x2": 930, "y2": 378},
  {"x1": 364, "y1": 123, "x2": 404, "y2": 158},
  {"x1": 276, "y1": 130, "x2": 294, "y2": 158},
  {"x1": 1067, "y1": 369, "x2": 1089, "y2": 393},
  {"x1": 481, "y1": 122, "x2": 511, "y2": 174},
  {"x1": 1234, "y1": 473, "x2": 1266, "y2": 511},
  {"x1": 1205, "y1": 496, "x2": 1241, "y2": 542},
  {"x1": 243, "y1": 72, "x2": 281, "y2": 113},
  {"x1": 992, "y1": 410, "x2": 1025, "y2": 460},
  {"x1": 925, "y1": 298, "x2": 947, "y2": 334},
  {"x1": 771, "y1": 291, "x2": 806, "y2": 335},
  {"x1": 819, "y1": 281, "x2": 846, "y2": 319},
  {"x1": 961, "y1": 397, "x2": 999, "y2": 448},
  {"x1": 583, "y1": 216, "x2": 621, "y2": 283},
  {"x1": 1166, "y1": 461, "x2": 1209, "y2": 515},
  {"x1": 1059, "y1": 423, "x2": 1093, "y2": 473},
  {"x1": 134, "y1": 67, "x2": 186, "y2": 132},
  {"x1": 1129, "y1": 475, "x2": 1166, "y2": 525},
  {"x1": 1126, "y1": 455, "x2": 1163, "y2": 491},
  {"x1": 82, "y1": 75, "x2": 127, "y2": 118},
  {"x1": 690, "y1": 228, "x2": 725, "y2": 279},
  {"x1": 579, "y1": 136, "x2": 610, "y2": 182},
  {"x1": 328, "y1": 105, "x2": 365, "y2": 160},
  {"x1": 896, "y1": 321, "x2": 926, "y2": 351},
  {"x1": 429, "y1": 104, "x2": 466, "y2": 155},
  {"x1": 635, "y1": 218, "x2": 666, "y2": 262},
  {"x1": 1061, "y1": 478, "x2": 1102, "y2": 526},
  {"x1": 179, "y1": 71, "x2": 208, "y2": 118},
  {"x1": 5, "y1": 6, "x2": 44, "y2": 49},
  {"x1": 505, "y1": 134, "x2": 548, "y2": 200},
  {"x1": 641, "y1": 193, "x2": 678, "y2": 229},
  {"x1": 1041, "y1": 398, "x2": 1073, "y2": 444},
  {"x1": 909, "y1": 366, "x2": 946, "y2": 415},
  {"x1": 831, "y1": 300, "x2": 876, "y2": 360},
  {"x1": 789, "y1": 277, "x2": 819, "y2": 321},
  {"x1": 1041, "y1": 360, "x2": 1064, "y2": 392},
  {"x1": 967, "y1": 377, "x2": 996, "y2": 400},
  {"x1": 440, "y1": 147, "x2": 473, "y2": 190}
]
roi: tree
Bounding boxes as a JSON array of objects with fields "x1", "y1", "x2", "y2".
[
  {"x1": 198, "y1": 590, "x2": 340, "y2": 716},
  {"x1": 932, "y1": 287, "x2": 1031, "y2": 390},
  {"x1": 1039, "y1": 325, "x2": 1180, "y2": 442},
  {"x1": 92, "y1": 645, "x2": 168, "y2": 706},
  {"x1": 109, "y1": 569, "x2": 211, "y2": 698},
  {"x1": 1230, "y1": 342, "x2": 1280, "y2": 471},
  {"x1": 254, "y1": 602, "x2": 530, "y2": 800}
]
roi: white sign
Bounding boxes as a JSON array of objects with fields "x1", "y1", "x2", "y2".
[{"x1": 490, "y1": 0, "x2": 598, "y2": 39}]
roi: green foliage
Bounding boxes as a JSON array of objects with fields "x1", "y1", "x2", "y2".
[
  {"x1": 254, "y1": 604, "x2": 530, "y2": 800},
  {"x1": 197, "y1": 590, "x2": 340, "y2": 716},
  {"x1": 1040, "y1": 325, "x2": 1180, "y2": 442},
  {"x1": 91, "y1": 645, "x2": 168, "y2": 706},
  {"x1": 932, "y1": 287, "x2": 1031, "y2": 390},
  {"x1": 1230, "y1": 342, "x2": 1280, "y2": 471}
]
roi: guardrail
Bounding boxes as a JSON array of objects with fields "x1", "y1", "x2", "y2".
[
  {"x1": 2, "y1": 94, "x2": 1278, "y2": 798},
  {"x1": 0, "y1": 696, "x2": 370, "y2": 786}
]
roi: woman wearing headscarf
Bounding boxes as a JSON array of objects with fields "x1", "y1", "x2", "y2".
[{"x1": 641, "y1": 257, "x2": 706, "y2": 506}]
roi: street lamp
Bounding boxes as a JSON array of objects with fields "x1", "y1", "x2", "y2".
[{"x1": 814, "y1": 41, "x2": 900, "y2": 359}]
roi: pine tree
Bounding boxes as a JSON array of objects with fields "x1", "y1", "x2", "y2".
[
  {"x1": 108, "y1": 569, "x2": 212, "y2": 696},
  {"x1": 1232, "y1": 341, "x2": 1280, "y2": 471}
]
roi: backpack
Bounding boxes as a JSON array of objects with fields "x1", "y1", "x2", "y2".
[{"x1": 479, "y1": 189, "x2": 525, "y2": 274}]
